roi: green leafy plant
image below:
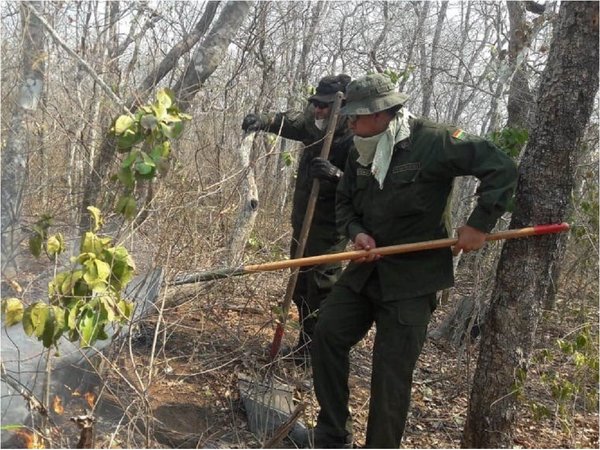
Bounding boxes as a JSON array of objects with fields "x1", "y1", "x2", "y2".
[
  {"x1": 111, "y1": 88, "x2": 191, "y2": 219},
  {"x1": 1, "y1": 207, "x2": 135, "y2": 350},
  {"x1": 488, "y1": 126, "x2": 529, "y2": 159},
  {"x1": 28, "y1": 214, "x2": 65, "y2": 260}
]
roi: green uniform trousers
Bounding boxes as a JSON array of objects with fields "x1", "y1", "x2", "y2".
[
  {"x1": 290, "y1": 228, "x2": 347, "y2": 346},
  {"x1": 311, "y1": 271, "x2": 436, "y2": 448}
]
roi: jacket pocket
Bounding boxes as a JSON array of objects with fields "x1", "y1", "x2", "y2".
[
  {"x1": 396, "y1": 294, "x2": 436, "y2": 327},
  {"x1": 385, "y1": 168, "x2": 425, "y2": 217}
]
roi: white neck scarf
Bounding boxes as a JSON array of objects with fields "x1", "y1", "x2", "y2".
[{"x1": 354, "y1": 108, "x2": 413, "y2": 189}]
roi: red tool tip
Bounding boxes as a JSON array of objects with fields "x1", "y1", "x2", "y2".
[{"x1": 533, "y1": 223, "x2": 570, "y2": 235}]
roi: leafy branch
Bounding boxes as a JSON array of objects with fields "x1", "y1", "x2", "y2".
[
  {"x1": 2, "y1": 207, "x2": 135, "y2": 350},
  {"x1": 111, "y1": 88, "x2": 191, "y2": 219}
]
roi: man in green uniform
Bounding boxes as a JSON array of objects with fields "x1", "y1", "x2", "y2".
[
  {"x1": 310, "y1": 73, "x2": 518, "y2": 447},
  {"x1": 241, "y1": 74, "x2": 353, "y2": 363}
]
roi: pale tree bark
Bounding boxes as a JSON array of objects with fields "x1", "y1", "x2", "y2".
[
  {"x1": 173, "y1": 1, "x2": 252, "y2": 110},
  {"x1": 1, "y1": 1, "x2": 45, "y2": 276},
  {"x1": 462, "y1": 2, "x2": 599, "y2": 447},
  {"x1": 225, "y1": 133, "x2": 259, "y2": 266}
]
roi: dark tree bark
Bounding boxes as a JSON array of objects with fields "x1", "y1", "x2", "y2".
[
  {"x1": 462, "y1": 2, "x2": 599, "y2": 447},
  {"x1": 505, "y1": 1, "x2": 533, "y2": 130}
]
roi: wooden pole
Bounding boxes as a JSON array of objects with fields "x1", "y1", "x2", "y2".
[
  {"x1": 269, "y1": 91, "x2": 345, "y2": 360},
  {"x1": 172, "y1": 223, "x2": 570, "y2": 285}
]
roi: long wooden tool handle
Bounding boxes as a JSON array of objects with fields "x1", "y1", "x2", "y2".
[
  {"x1": 270, "y1": 92, "x2": 345, "y2": 360},
  {"x1": 249, "y1": 223, "x2": 570, "y2": 274}
]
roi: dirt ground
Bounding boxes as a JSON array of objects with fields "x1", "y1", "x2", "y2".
[{"x1": 92, "y1": 268, "x2": 598, "y2": 449}]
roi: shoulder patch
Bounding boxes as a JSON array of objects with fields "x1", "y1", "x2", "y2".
[{"x1": 451, "y1": 129, "x2": 466, "y2": 140}]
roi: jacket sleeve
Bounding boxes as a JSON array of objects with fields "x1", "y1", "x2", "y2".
[
  {"x1": 440, "y1": 128, "x2": 518, "y2": 233},
  {"x1": 259, "y1": 110, "x2": 309, "y2": 142},
  {"x1": 336, "y1": 149, "x2": 368, "y2": 241}
]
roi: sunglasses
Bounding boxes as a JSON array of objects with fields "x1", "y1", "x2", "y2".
[{"x1": 311, "y1": 100, "x2": 331, "y2": 109}]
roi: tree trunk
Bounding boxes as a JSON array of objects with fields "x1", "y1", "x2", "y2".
[
  {"x1": 173, "y1": 1, "x2": 251, "y2": 110},
  {"x1": 1, "y1": 1, "x2": 46, "y2": 276},
  {"x1": 462, "y1": 2, "x2": 599, "y2": 447},
  {"x1": 225, "y1": 133, "x2": 259, "y2": 267}
]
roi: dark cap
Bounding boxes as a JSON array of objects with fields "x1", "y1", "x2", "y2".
[{"x1": 308, "y1": 74, "x2": 352, "y2": 103}]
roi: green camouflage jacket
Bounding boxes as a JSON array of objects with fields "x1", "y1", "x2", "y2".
[{"x1": 336, "y1": 118, "x2": 518, "y2": 300}]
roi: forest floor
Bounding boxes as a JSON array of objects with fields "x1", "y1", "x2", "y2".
[
  {"x1": 4, "y1": 252, "x2": 597, "y2": 449},
  {"x1": 92, "y1": 267, "x2": 598, "y2": 449}
]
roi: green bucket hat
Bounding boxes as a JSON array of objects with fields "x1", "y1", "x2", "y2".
[{"x1": 340, "y1": 73, "x2": 409, "y2": 115}]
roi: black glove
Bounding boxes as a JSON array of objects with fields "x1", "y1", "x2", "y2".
[
  {"x1": 310, "y1": 157, "x2": 343, "y2": 183},
  {"x1": 242, "y1": 113, "x2": 263, "y2": 132}
]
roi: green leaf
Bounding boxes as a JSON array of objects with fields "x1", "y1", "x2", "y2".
[
  {"x1": 150, "y1": 141, "x2": 170, "y2": 161},
  {"x1": 99, "y1": 296, "x2": 116, "y2": 322},
  {"x1": 156, "y1": 88, "x2": 173, "y2": 109},
  {"x1": 116, "y1": 196, "x2": 137, "y2": 220},
  {"x1": 160, "y1": 121, "x2": 184, "y2": 139},
  {"x1": 41, "y1": 307, "x2": 56, "y2": 348},
  {"x1": 2, "y1": 298, "x2": 24, "y2": 326},
  {"x1": 104, "y1": 246, "x2": 135, "y2": 291},
  {"x1": 134, "y1": 151, "x2": 156, "y2": 177},
  {"x1": 122, "y1": 150, "x2": 139, "y2": 169},
  {"x1": 29, "y1": 234, "x2": 43, "y2": 258},
  {"x1": 140, "y1": 114, "x2": 158, "y2": 130},
  {"x1": 83, "y1": 260, "x2": 109, "y2": 290},
  {"x1": 67, "y1": 302, "x2": 80, "y2": 330},
  {"x1": 116, "y1": 299, "x2": 134, "y2": 320},
  {"x1": 113, "y1": 115, "x2": 135, "y2": 135},
  {"x1": 52, "y1": 305, "x2": 66, "y2": 341},
  {"x1": 104, "y1": 246, "x2": 135, "y2": 290},
  {"x1": 116, "y1": 128, "x2": 143, "y2": 151},
  {"x1": 282, "y1": 151, "x2": 294, "y2": 167},
  {"x1": 87, "y1": 206, "x2": 103, "y2": 233},
  {"x1": 78, "y1": 309, "x2": 100, "y2": 347},
  {"x1": 47, "y1": 233, "x2": 65, "y2": 257},
  {"x1": 94, "y1": 260, "x2": 111, "y2": 282},
  {"x1": 575, "y1": 332, "x2": 588, "y2": 350},
  {"x1": 152, "y1": 102, "x2": 168, "y2": 121},
  {"x1": 22, "y1": 303, "x2": 50, "y2": 338},
  {"x1": 117, "y1": 166, "x2": 135, "y2": 190}
]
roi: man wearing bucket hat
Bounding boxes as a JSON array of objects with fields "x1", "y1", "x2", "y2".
[
  {"x1": 310, "y1": 73, "x2": 517, "y2": 447},
  {"x1": 241, "y1": 74, "x2": 353, "y2": 365}
]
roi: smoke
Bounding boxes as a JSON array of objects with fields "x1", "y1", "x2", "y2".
[{"x1": 1, "y1": 268, "x2": 163, "y2": 447}]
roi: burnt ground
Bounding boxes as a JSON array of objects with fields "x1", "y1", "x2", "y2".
[{"x1": 87, "y1": 268, "x2": 598, "y2": 449}]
